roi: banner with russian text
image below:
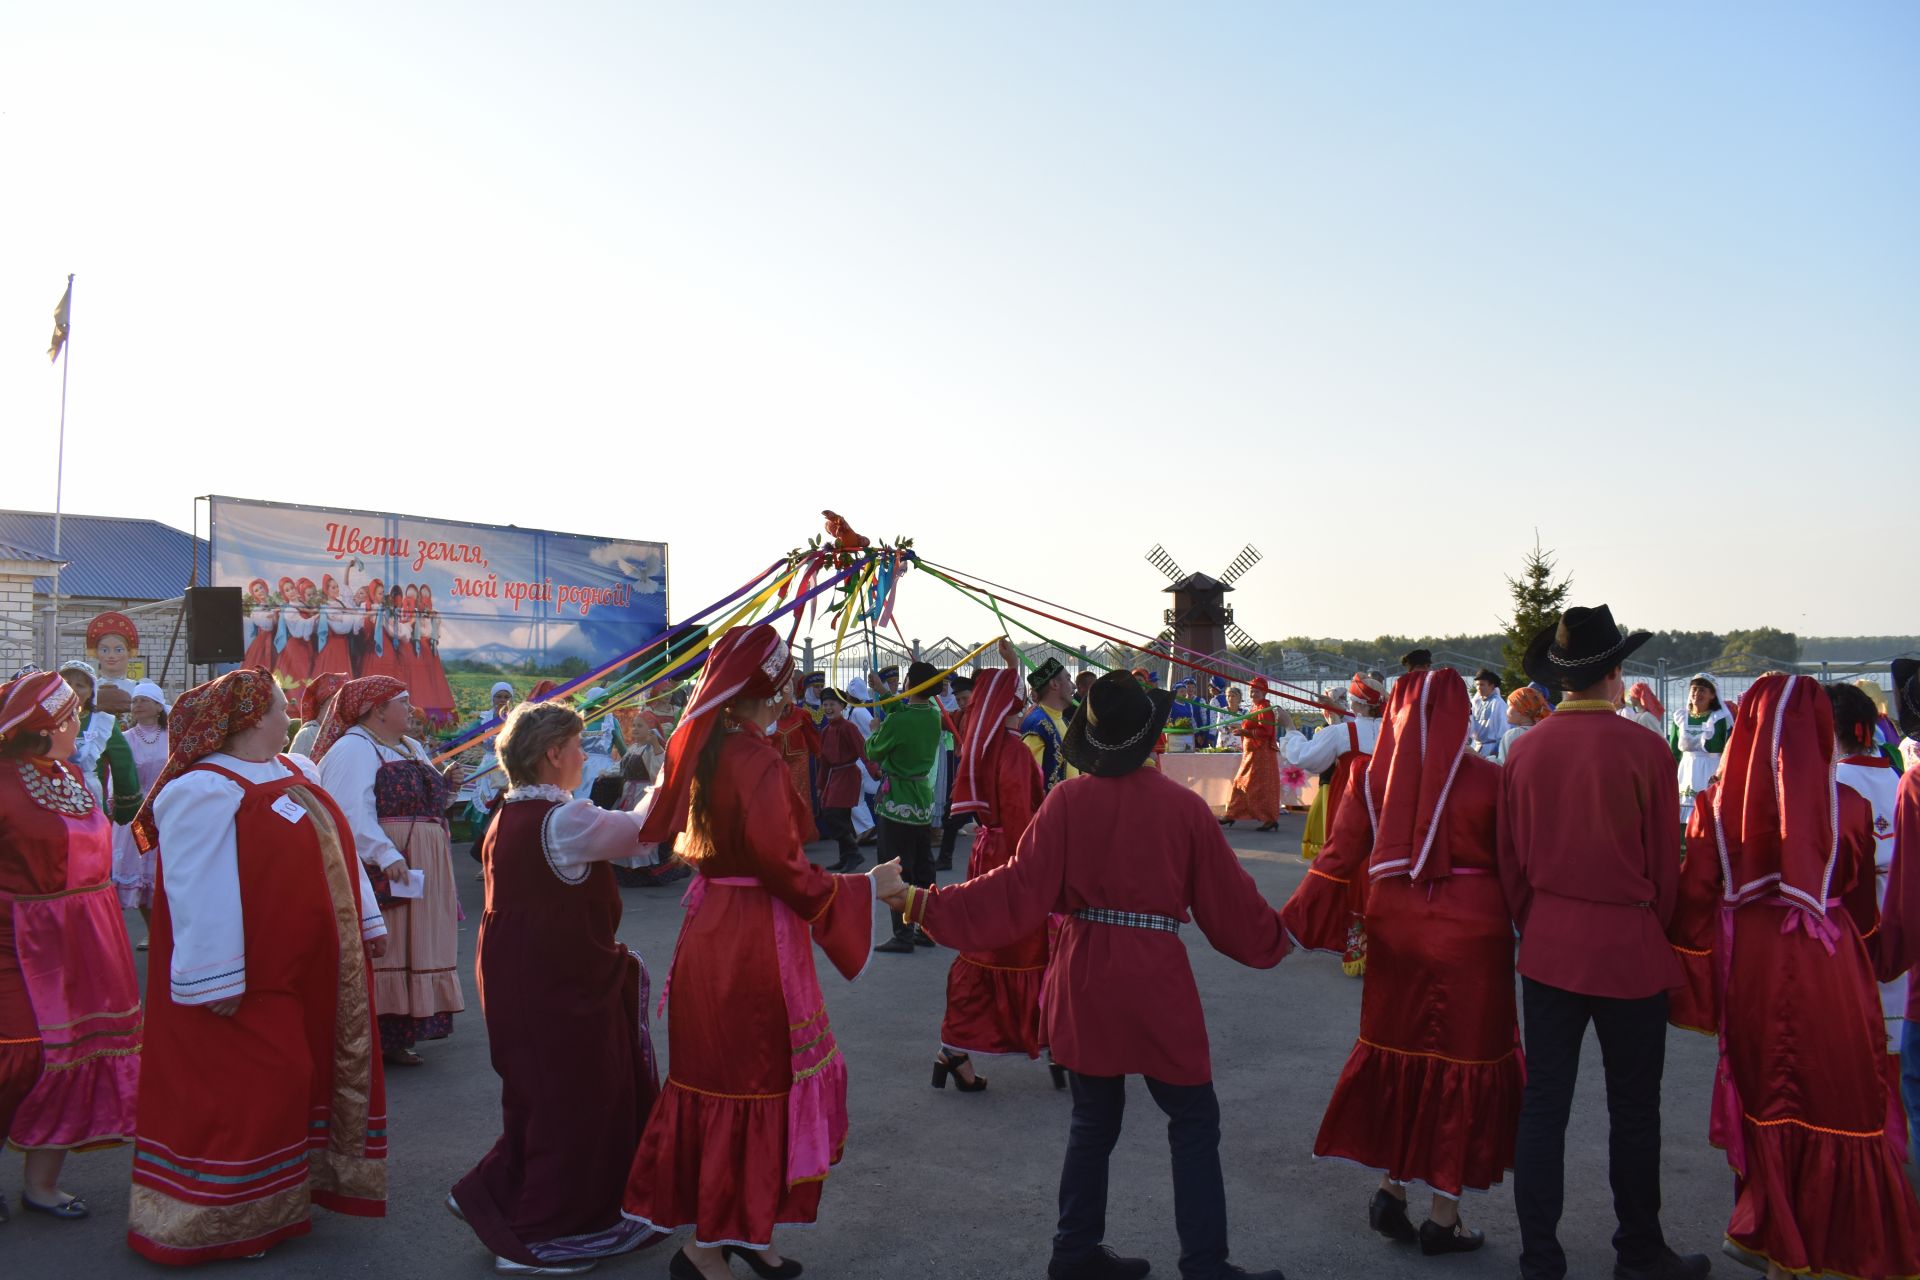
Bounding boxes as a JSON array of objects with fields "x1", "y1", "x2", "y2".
[{"x1": 208, "y1": 495, "x2": 668, "y2": 725}]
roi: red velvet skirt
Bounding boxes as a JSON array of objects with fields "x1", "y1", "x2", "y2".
[
  {"x1": 1312, "y1": 874, "x2": 1521, "y2": 1196},
  {"x1": 939, "y1": 825, "x2": 1046, "y2": 1058},
  {"x1": 1718, "y1": 907, "x2": 1920, "y2": 1278}
]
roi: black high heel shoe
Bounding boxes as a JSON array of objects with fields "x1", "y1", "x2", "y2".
[
  {"x1": 1218, "y1": 818, "x2": 1236, "y2": 827},
  {"x1": 722, "y1": 1244, "x2": 805, "y2": 1278},
  {"x1": 931, "y1": 1051, "x2": 987, "y2": 1092},
  {"x1": 1367, "y1": 1188, "x2": 1418, "y2": 1243},
  {"x1": 1049, "y1": 1061, "x2": 1069, "y2": 1090},
  {"x1": 1418, "y1": 1218, "x2": 1484, "y2": 1255},
  {"x1": 1256, "y1": 821, "x2": 1279, "y2": 832}
]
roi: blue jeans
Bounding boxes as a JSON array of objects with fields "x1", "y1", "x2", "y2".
[
  {"x1": 1902, "y1": 1021, "x2": 1920, "y2": 1159},
  {"x1": 1054, "y1": 1073, "x2": 1229, "y2": 1280}
]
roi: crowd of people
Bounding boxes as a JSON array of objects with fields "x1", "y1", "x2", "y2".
[{"x1": 6, "y1": 610, "x2": 1920, "y2": 1280}]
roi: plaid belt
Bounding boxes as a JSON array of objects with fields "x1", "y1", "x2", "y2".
[{"x1": 1072, "y1": 907, "x2": 1182, "y2": 934}]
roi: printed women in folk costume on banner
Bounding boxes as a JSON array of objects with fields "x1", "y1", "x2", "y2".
[
  {"x1": 933, "y1": 663, "x2": 1051, "y2": 1091},
  {"x1": 128, "y1": 669, "x2": 389, "y2": 1265},
  {"x1": 272, "y1": 576, "x2": 318, "y2": 689},
  {"x1": 59, "y1": 659, "x2": 141, "y2": 824},
  {"x1": 1286, "y1": 673, "x2": 1385, "y2": 976},
  {"x1": 310, "y1": 573, "x2": 359, "y2": 683},
  {"x1": 1668, "y1": 674, "x2": 1732, "y2": 824},
  {"x1": 1222, "y1": 676, "x2": 1281, "y2": 831},
  {"x1": 621, "y1": 625, "x2": 877, "y2": 1278},
  {"x1": 358, "y1": 583, "x2": 408, "y2": 684},
  {"x1": 452, "y1": 700, "x2": 666, "y2": 1272},
  {"x1": 408, "y1": 585, "x2": 457, "y2": 724},
  {"x1": 315, "y1": 676, "x2": 466, "y2": 1067},
  {"x1": 1281, "y1": 670, "x2": 1519, "y2": 1253},
  {"x1": 0, "y1": 670, "x2": 142, "y2": 1224},
  {"x1": 773, "y1": 674, "x2": 822, "y2": 844},
  {"x1": 242, "y1": 579, "x2": 278, "y2": 674},
  {"x1": 1664, "y1": 674, "x2": 1920, "y2": 1280}
]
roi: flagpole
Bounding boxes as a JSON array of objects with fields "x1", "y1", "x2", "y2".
[{"x1": 50, "y1": 274, "x2": 73, "y2": 666}]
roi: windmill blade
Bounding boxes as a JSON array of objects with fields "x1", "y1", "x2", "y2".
[
  {"x1": 1226, "y1": 623, "x2": 1262, "y2": 654},
  {"x1": 1218, "y1": 544, "x2": 1263, "y2": 585},
  {"x1": 1144, "y1": 544, "x2": 1185, "y2": 582}
]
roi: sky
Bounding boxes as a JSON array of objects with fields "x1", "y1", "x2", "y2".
[{"x1": 3, "y1": 2, "x2": 1915, "y2": 649}]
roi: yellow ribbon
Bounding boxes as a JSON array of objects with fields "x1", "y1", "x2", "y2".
[{"x1": 839, "y1": 636, "x2": 1004, "y2": 708}]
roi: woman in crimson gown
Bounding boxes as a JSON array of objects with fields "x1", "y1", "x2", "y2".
[
  {"x1": 931, "y1": 663, "x2": 1052, "y2": 1091},
  {"x1": 409, "y1": 586, "x2": 458, "y2": 726},
  {"x1": 1222, "y1": 677, "x2": 1280, "y2": 830},
  {"x1": 359, "y1": 584, "x2": 408, "y2": 682},
  {"x1": 309, "y1": 573, "x2": 356, "y2": 682},
  {"x1": 241, "y1": 578, "x2": 277, "y2": 674},
  {"x1": 1281, "y1": 669, "x2": 1518, "y2": 1254},
  {"x1": 1665, "y1": 673, "x2": 1920, "y2": 1280},
  {"x1": 623, "y1": 624, "x2": 877, "y2": 1280}
]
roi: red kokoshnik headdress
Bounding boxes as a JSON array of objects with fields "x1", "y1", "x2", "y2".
[
  {"x1": 633, "y1": 623, "x2": 794, "y2": 849},
  {"x1": 1363, "y1": 668, "x2": 1472, "y2": 884},
  {"x1": 1708, "y1": 672, "x2": 1840, "y2": 919},
  {"x1": 949, "y1": 667, "x2": 1022, "y2": 818},
  {"x1": 131, "y1": 668, "x2": 279, "y2": 852}
]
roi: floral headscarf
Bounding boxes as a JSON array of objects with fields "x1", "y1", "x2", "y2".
[
  {"x1": 131, "y1": 668, "x2": 279, "y2": 852},
  {"x1": 310, "y1": 675, "x2": 407, "y2": 762}
]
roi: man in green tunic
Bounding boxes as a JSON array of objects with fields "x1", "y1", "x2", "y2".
[{"x1": 869, "y1": 660, "x2": 945, "y2": 954}]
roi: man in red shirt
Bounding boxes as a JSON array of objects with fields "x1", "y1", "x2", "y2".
[
  {"x1": 877, "y1": 670, "x2": 1290, "y2": 1280},
  {"x1": 1500, "y1": 605, "x2": 1706, "y2": 1280}
]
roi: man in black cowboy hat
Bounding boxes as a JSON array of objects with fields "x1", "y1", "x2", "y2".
[
  {"x1": 874, "y1": 670, "x2": 1292, "y2": 1280},
  {"x1": 1499, "y1": 605, "x2": 1706, "y2": 1280}
]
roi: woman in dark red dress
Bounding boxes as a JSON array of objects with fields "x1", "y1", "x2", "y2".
[
  {"x1": 932, "y1": 662, "x2": 1052, "y2": 1091},
  {"x1": 1666, "y1": 673, "x2": 1920, "y2": 1280},
  {"x1": 359, "y1": 584, "x2": 407, "y2": 683},
  {"x1": 1281, "y1": 669, "x2": 1518, "y2": 1254},
  {"x1": 242, "y1": 578, "x2": 277, "y2": 674},
  {"x1": 451, "y1": 700, "x2": 665, "y2": 1274},
  {"x1": 622, "y1": 624, "x2": 877, "y2": 1280},
  {"x1": 408, "y1": 586, "x2": 458, "y2": 726}
]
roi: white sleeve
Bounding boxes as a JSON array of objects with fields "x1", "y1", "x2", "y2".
[
  {"x1": 329, "y1": 604, "x2": 359, "y2": 637},
  {"x1": 152, "y1": 770, "x2": 248, "y2": 1005},
  {"x1": 1283, "y1": 727, "x2": 1345, "y2": 773},
  {"x1": 541, "y1": 799, "x2": 657, "y2": 870},
  {"x1": 289, "y1": 755, "x2": 386, "y2": 940},
  {"x1": 282, "y1": 605, "x2": 315, "y2": 639},
  {"x1": 316, "y1": 735, "x2": 405, "y2": 872}
]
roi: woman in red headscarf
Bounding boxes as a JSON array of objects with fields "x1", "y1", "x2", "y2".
[
  {"x1": 359, "y1": 584, "x2": 407, "y2": 683},
  {"x1": 1665, "y1": 673, "x2": 1920, "y2": 1280},
  {"x1": 928, "y1": 658, "x2": 1054, "y2": 1093},
  {"x1": 127, "y1": 669, "x2": 390, "y2": 1264},
  {"x1": 1221, "y1": 676, "x2": 1281, "y2": 831},
  {"x1": 272, "y1": 576, "x2": 317, "y2": 689},
  {"x1": 621, "y1": 624, "x2": 878, "y2": 1280},
  {"x1": 310, "y1": 573, "x2": 357, "y2": 682},
  {"x1": 1620, "y1": 682, "x2": 1665, "y2": 737},
  {"x1": 771, "y1": 674, "x2": 822, "y2": 845},
  {"x1": 315, "y1": 676, "x2": 466, "y2": 1067},
  {"x1": 1281, "y1": 669, "x2": 1518, "y2": 1254},
  {"x1": 0, "y1": 671, "x2": 143, "y2": 1223}
]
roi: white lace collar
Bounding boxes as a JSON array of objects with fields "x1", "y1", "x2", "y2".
[{"x1": 504, "y1": 783, "x2": 574, "y2": 804}]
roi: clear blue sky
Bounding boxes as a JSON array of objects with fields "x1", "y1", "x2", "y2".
[{"x1": 3, "y1": 2, "x2": 1914, "y2": 645}]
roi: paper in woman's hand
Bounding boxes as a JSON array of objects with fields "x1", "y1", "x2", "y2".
[{"x1": 388, "y1": 868, "x2": 428, "y2": 899}]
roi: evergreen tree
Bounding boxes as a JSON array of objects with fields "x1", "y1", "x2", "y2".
[{"x1": 1499, "y1": 539, "x2": 1572, "y2": 692}]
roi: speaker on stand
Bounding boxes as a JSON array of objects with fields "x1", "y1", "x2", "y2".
[{"x1": 186, "y1": 587, "x2": 246, "y2": 665}]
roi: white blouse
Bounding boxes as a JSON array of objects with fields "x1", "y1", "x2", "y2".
[
  {"x1": 501, "y1": 784, "x2": 658, "y2": 884},
  {"x1": 151, "y1": 752, "x2": 386, "y2": 1006},
  {"x1": 314, "y1": 728, "x2": 422, "y2": 874}
]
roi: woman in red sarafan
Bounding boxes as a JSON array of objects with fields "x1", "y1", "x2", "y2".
[
  {"x1": 127, "y1": 669, "x2": 390, "y2": 1264},
  {"x1": 1666, "y1": 673, "x2": 1920, "y2": 1280},
  {"x1": 1222, "y1": 676, "x2": 1280, "y2": 830},
  {"x1": 771, "y1": 674, "x2": 821, "y2": 845},
  {"x1": 408, "y1": 585, "x2": 459, "y2": 726},
  {"x1": 622, "y1": 624, "x2": 876, "y2": 1280},
  {"x1": 242, "y1": 578, "x2": 278, "y2": 674},
  {"x1": 1281, "y1": 668, "x2": 1519, "y2": 1255},
  {"x1": 931, "y1": 663, "x2": 1052, "y2": 1091}
]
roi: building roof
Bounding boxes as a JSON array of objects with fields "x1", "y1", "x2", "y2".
[
  {"x1": 0, "y1": 534, "x2": 65, "y2": 567},
  {"x1": 0, "y1": 510, "x2": 208, "y2": 601},
  {"x1": 1162, "y1": 572, "x2": 1233, "y2": 594}
]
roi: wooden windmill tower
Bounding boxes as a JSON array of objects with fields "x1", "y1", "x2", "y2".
[{"x1": 1145, "y1": 543, "x2": 1264, "y2": 660}]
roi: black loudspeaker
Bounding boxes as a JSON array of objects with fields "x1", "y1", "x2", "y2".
[{"x1": 186, "y1": 587, "x2": 246, "y2": 664}]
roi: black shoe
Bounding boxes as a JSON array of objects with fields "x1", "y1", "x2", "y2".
[
  {"x1": 873, "y1": 935, "x2": 915, "y2": 955},
  {"x1": 1613, "y1": 1248, "x2": 1712, "y2": 1280},
  {"x1": 1049, "y1": 1061, "x2": 1069, "y2": 1090},
  {"x1": 912, "y1": 927, "x2": 934, "y2": 947},
  {"x1": 1255, "y1": 821, "x2": 1279, "y2": 832},
  {"x1": 931, "y1": 1051, "x2": 988, "y2": 1092},
  {"x1": 1218, "y1": 819, "x2": 1236, "y2": 827},
  {"x1": 1045, "y1": 1244, "x2": 1151, "y2": 1280},
  {"x1": 19, "y1": 1192, "x2": 89, "y2": 1221},
  {"x1": 667, "y1": 1250, "x2": 702, "y2": 1280},
  {"x1": 831, "y1": 854, "x2": 865, "y2": 873},
  {"x1": 935, "y1": 856, "x2": 953, "y2": 871},
  {"x1": 1368, "y1": 1189, "x2": 1418, "y2": 1244},
  {"x1": 856, "y1": 829, "x2": 879, "y2": 846},
  {"x1": 722, "y1": 1244, "x2": 804, "y2": 1278},
  {"x1": 1419, "y1": 1219, "x2": 1485, "y2": 1255}
]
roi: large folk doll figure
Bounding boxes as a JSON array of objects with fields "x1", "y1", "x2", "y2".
[{"x1": 87, "y1": 612, "x2": 140, "y2": 715}]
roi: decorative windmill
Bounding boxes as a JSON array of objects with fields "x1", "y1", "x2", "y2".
[{"x1": 1145, "y1": 543, "x2": 1265, "y2": 659}]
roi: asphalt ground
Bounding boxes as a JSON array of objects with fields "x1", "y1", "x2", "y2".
[{"x1": 6, "y1": 812, "x2": 1743, "y2": 1280}]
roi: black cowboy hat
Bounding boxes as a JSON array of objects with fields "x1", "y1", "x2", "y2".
[
  {"x1": 1893, "y1": 658, "x2": 1920, "y2": 737},
  {"x1": 1063, "y1": 669, "x2": 1174, "y2": 778},
  {"x1": 1522, "y1": 604, "x2": 1652, "y2": 692},
  {"x1": 1472, "y1": 668, "x2": 1501, "y2": 685}
]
